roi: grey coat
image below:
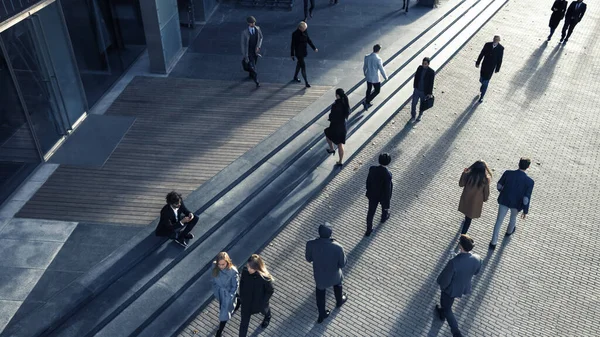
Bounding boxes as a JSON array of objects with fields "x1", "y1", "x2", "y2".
[
  {"x1": 437, "y1": 252, "x2": 482, "y2": 298},
  {"x1": 212, "y1": 266, "x2": 239, "y2": 321},
  {"x1": 241, "y1": 26, "x2": 263, "y2": 59},
  {"x1": 305, "y1": 237, "x2": 347, "y2": 290},
  {"x1": 363, "y1": 52, "x2": 387, "y2": 83}
]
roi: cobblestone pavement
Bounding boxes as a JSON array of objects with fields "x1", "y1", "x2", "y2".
[{"x1": 181, "y1": 0, "x2": 600, "y2": 336}]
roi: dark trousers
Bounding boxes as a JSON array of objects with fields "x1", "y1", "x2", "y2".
[
  {"x1": 316, "y1": 285, "x2": 343, "y2": 318},
  {"x1": 410, "y1": 88, "x2": 426, "y2": 118},
  {"x1": 479, "y1": 76, "x2": 490, "y2": 98},
  {"x1": 403, "y1": 0, "x2": 409, "y2": 12},
  {"x1": 461, "y1": 216, "x2": 472, "y2": 234},
  {"x1": 366, "y1": 198, "x2": 390, "y2": 233},
  {"x1": 440, "y1": 292, "x2": 462, "y2": 337},
  {"x1": 239, "y1": 307, "x2": 271, "y2": 337},
  {"x1": 561, "y1": 19, "x2": 578, "y2": 40},
  {"x1": 168, "y1": 215, "x2": 198, "y2": 239},
  {"x1": 294, "y1": 57, "x2": 308, "y2": 83},
  {"x1": 549, "y1": 26, "x2": 557, "y2": 38},
  {"x1": 216, "y1": 321, "x2": 227, "y2": 337},
  {"x1": 248, "y1": 53, "x2": 259, "y2": 84},
  {"x1": 304, "y1": 0, "x2": 315, "y2": 18},
  {"x1": 366, "y1": 82, "x2": 381, "y2": 105}
]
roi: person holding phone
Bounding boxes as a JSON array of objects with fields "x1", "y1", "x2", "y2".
[{"x1": 154, "y1": 191, "x2": 198, "y2": 247}]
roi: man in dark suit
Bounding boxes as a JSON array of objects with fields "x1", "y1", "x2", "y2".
[
  {"x1": 241, "y1": 16, "x2": 263, "y2": 88},
  {"x1": 155, "y1": 191, "x2": 198, "y2": 247},
  {"x1": 561, "y1": 0, "x2": 586, "y2": 44},
  {"x1": 436, "y1": 234, "x2": 482, "y2": 337},
  {"x1": 489, "y1": 158, "x2": 535, "y2": 249},
  {"x1": 291, "y1": 21, "x2": 318, "y2": 88},
  {"x1": 475, "y1": 35, "x2": 504, "y2": 103},
  {"x1": 411, "y1": 57, "x2": 436, "y2": 122},
  {"x1": 303, "y1": 0, "x2": 314, "y2": 21},
  {"x1": 305, "y1": 222, "x2": 348, "y2": 323},
  {"x1": 365, "y1": 153, "x2": 393, "y2": 237}
]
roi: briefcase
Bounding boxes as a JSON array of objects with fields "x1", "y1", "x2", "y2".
[
  {"x1": 421, "y1": 95, "x2": 435, "y2": 112},
  {"x1": 241, "y1": 59, "x2": 250, "y2": 72}
]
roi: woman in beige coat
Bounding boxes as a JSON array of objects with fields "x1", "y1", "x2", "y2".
[{"x1": 458, "y1": 160, "x2": 492, "y2": 234}]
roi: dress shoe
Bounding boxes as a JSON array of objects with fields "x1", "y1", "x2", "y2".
[
  {"x1": 293, "y1": 77, "x2": 301, "y2": 83},
  {"x1": 363, "y1": 101, "x2": 369, "y2": 110},
  {"x1": 175, "y1": 237, "x2": 188, "y2": 248},
  {"x1": 185, "y1": 233, "x2": 194, "y2": 239},
  {"x1": 505, "y1": 226, "x2": 516, "y2": 237},
  {"x1": 256, "y1": 82, "x2": 261, "y2": 88},
  {"x1": 261, "y1": 314, "x2": 271, "y2": 328},
  {"x1": 336, "y1": 293, "x2": 348, "y2": 307},
  {"x1": 563, "y1": 39, "x2": 568, "y2": 44},
  {"x1": 380, "y1": 212, "x2": 390, "y2": 223},
  {"x1": 317, "y1": 310, "x2": 330, "y2": 323},
  {"x1": 416, "y1": 114, "x2": 423, "y2": 122},
  {"x1": 435, "y1": 305, "x2": 445, "y2": 321},
  {"x1": 488, "y1": 242, "x2": 496, "y2": 250},
  {"x1": 305, "y1": 83, "x2": 311, "y2": 88},
  {"x1": 559, "y1": 37, "x2": 564, "y2": 43},
  {"x1": 478, "y1": 98, "x2": 484, "y2": 103},
  {"x1": 364, "y1": 230, "x2": 372, "y2": 237}
]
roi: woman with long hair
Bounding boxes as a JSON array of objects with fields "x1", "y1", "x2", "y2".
[
  {"x1": 324, "y1": 88, "x2": 351, "y2": 167},
  {"x1": 238, "y1": 254, "x2": 274, "y2": 337},
  {"x1": 458, "y1": 160, "x2": 492, "y2": 234},
  {"x1": 212, "y1": 252, "x2": 239, "y2": 337}
]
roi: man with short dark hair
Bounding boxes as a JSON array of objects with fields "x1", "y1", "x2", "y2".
[
  {"x1": 155, "y1": 191, "x2": 199, "y2": 247},
  {"x1": 306, "y1": 222, "x2": 348, "y2": 324},
  {"x1": 411, "y1": 57, "x2": 436, "y2": 122},
  {"x1": 560, "y1": 0, "x2": 586, "y2": 43},
  {"x1": 475, "y1": 35, "x2": 503, "y2": 103},
  {"x1": 363, "y1": 44, "x2": 388, "y2": 110},
  {"x1": 241, "y1": 16, "x2": 263, "y2": 88},
  {"x1": 365, "y1": 153, "x2": 393, "y2": 236},
  {"x1": 436, "y1": 234, "x2": 482, "y2": 337},
  {"x1": 489, "y1": 158, "x2": 535, "y2": 249}
]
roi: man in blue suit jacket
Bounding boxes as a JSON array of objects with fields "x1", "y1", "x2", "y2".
[
  {"x1": 490, "y1": 158, "x2": 535, "y2": 249},
  {"x1": 437, "y1": 234, "x2": 482, "y2": 337}
]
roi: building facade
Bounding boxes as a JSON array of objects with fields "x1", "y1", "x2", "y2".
[{"x1": 0, "y1": 0, "x2": 216, "y2": 205}]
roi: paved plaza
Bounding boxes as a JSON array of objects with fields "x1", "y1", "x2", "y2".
[{"x1": 181, "y1": 0, "x2": 600, "y2": 336}]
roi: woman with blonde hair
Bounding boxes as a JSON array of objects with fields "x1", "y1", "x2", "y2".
[
  {"x1": 458, "y1": 160, "x2": 492, "y2": 234},
  {"x1": 212, "y1": 252, "x2": 239, "y2": 337},
  {"x1": 238, "y1": 254, "x2": 274, "y2": 337}
]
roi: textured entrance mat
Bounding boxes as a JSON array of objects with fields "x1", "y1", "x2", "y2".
[{"x1": 48, "y1": 115, "x2": 135, "y2": 168}]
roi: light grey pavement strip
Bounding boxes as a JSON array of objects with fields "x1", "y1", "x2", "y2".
[{"x1": 181, "y1": 0, "x2": 600, "y2": 336}]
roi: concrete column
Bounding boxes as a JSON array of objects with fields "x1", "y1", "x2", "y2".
[{"x1": 140, "y1": 0, "x2": 183, "y2": 74}]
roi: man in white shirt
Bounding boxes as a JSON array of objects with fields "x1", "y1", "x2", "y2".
[{"x1": 363, "y1": 44, "x2": 388, "y2": 110}]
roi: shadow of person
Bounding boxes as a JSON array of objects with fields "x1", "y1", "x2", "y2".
[
  {"x1": 505, "y1": 42, "x2": 548, "y2": 99},
  {"x1": 521, "y1": 44, "x2": 563, "y2": 110}
]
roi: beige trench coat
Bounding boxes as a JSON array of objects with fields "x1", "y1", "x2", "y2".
[{"x1": 458, "y1": 172, "x2": 490, "y2": 219}]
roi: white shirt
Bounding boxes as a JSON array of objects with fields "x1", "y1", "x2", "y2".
[
  {"x1": 249, "y1": 27, "x2": 255, "y2": 35},
  {"x1": 172, "y1": 207, "x2": 179, "y2": 222}
]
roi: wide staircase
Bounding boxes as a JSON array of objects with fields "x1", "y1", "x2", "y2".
[{"x1": 1, "y1": 1, "x2": 508, "y2": 336}]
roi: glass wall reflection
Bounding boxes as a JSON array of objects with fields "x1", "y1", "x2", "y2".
[{"x1": 61, "y1": 0, "x2": 146, "y2": 107}]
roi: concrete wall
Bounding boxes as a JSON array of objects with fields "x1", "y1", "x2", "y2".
[{"x1": 140, "y1": 0, "x2": 183, "y2": 73}]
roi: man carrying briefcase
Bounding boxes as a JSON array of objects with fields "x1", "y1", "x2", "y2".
[{"x1": 411, "y1": 57, "x2": 436, "y2": 122}]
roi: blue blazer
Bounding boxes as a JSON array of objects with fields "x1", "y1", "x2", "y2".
[{"x1": 497, "y1": 170, "x2": 535, "y2": 214}]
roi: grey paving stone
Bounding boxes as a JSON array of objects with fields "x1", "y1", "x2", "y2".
[
  {"x1": 0, "y1": 239, "x2": 62, "y2": 269},
  {"x1": 44, "y1": 241, "x2": 121, "y2": 273},
  {"x1": 0, "y1": 219, "x2": 77, "y2": 242},
  {"x1": 25, "y1": 270, "x2": 83, "y2": 303},
  {"x1": 0, "y1": 300, "x2": 21, "y2": 334},
  {"x1": 0, "y1": 267, "x2": 44, "y2": 301},
  {"x1": 0, "y1": 200, "x2": 26, "y2": 218},
  {"x1": 65, "y1": 223, "x2": 141, "y2": 247}
]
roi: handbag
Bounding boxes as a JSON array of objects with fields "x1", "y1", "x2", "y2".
[{"x1": 420, "y1": 95, "x2": 435, "y2": 112}]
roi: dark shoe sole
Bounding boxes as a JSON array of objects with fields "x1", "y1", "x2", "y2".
[
  {"x1": 435, "y1": 305, "x2": 445, "y2": 321},
  {"x1": 317, "y1": 310, "x2": 331, "y2": 324},
  {"x1": 364, "y1": 230, "x2": 372, "y2": 237},
  {"x1": 488, "y1": 243, "x2": 496, "y2": 250},
  {"x1": 505, "y1": 226, "x2": 516, "y2": 237},
  {"x1": 185, "y1": 233, "x2": 194, "y2": 239},
  {"x1": 336, "y1": 294, "x2": 348, "y2": 308}
]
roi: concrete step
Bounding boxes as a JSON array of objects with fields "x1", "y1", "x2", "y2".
[{"x1": 1, "y1": 1, "x2": 505, "y2": 336}]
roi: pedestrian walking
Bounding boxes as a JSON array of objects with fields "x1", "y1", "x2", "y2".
[
  {"x1": 155, "y1": 191, "x2": 198, "y2": 247},
  {"x1": 303, "y1": 0, "x2": 314, "y2": 21},
  {"x1": 238, "y1": 254, "x2": 274, "y2": 337},
  {"x1": 475, "y1": 35, "x2": 503, "y2": 103},
  {"x1": 410, "y1": 57, "x2": 436, "y2": 122},
  {"x1": 436, "y1": 234, "x2": 482, "y2": 337},
  {"x1": 305, "y1": 222, "x2": 348, "y2": 324},
  {"x1": 489, "y1": 158, "x2": 535, "y2": 250},
  {"x1": 402, "y1": 0, "x2": 409, "y2": 13},
  {"x1": 548, "y1": 0, "x2": 568, "y2": 41},
  {"x1": 212, "y1": 252, "x2": 239, "y2": 337},
  {"x1": 560, "y1": 0, "x2": 586, "y2": 44},
  {"x1": 458, "y1": 161, "x2": 492, "y2": 235},
  {"x1": 324, "y1": 88, "x2": 350, "y2": 167},
  {"x1": 291, "y1": 21, "x2": 318, "y2": 88},
  {"x1": 241, "y1": 16, "x2": 263, "y2": 88},
  {"x1": 365, "y1": 153, "x2": 393, "y2": 237},
  {"x1": 363, "y1": 44, "x2": 388, "y2": 110}
]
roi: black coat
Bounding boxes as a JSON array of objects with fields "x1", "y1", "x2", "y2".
[
  {"x1": 413, "y1": 65, "x2": 436, "y2": 96},
  {"x1": 291, "y1": 29, "x2": 316, "y2": 58},
  {"x1": 565, "y1": 1, "x2": 586, "y2": 22},
  {"x1": 239, "y1": 267, "x2": 274, "y2": 315},
  {"x1": 155, "y1": 203, "x2": 192, "y2": 236},
  {"x1": 476, "y1": 42, "x2": 504, "y2": 80},
  {"x1": 366, "y1": 165, "x2": 393, "y2": 202},
  {"x1": 549, "y1": 0, "x2": 568, "y2": 28},
  {"x1": 324, "y1": 99, "x2": 350, "y2": 145}
]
